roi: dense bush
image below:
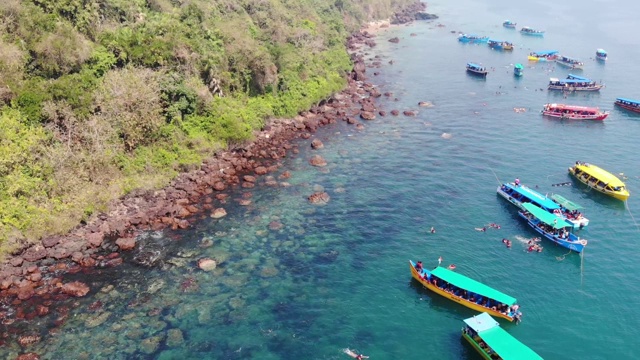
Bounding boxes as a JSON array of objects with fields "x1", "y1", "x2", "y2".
[{"x1": 0, "y1": 0, "x2": 418, "y2": 252}]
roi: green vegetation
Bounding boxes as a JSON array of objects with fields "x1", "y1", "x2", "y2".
[{"x1": 0, "y1": 0, "x2": 416, "y2": 253}]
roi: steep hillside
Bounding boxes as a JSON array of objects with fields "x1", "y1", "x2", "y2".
[{"x1": 0, "y1": 0, "x2": 420, "y2": 252}]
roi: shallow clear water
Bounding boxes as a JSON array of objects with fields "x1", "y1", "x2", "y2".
[{"x1": 7, "y1": 0, "x2": 640, "y2": 359}]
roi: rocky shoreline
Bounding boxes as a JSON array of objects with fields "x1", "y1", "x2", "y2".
[{"x1": 0, "y1": 3, "x2": 433, "y2": 357}]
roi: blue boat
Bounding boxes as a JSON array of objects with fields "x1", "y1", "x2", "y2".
[
  {"x1": 520, "y1": 27, "x2": 545, "y2": 36},
  {"x1": 596, "y1": 49, "x2": 607, "y2": 61},
  {"x1": 519, "y1": 203, "x2": 588, "y2": 253},
  {"x1": 458, "y1": 34, "x2": 489, "y2": 43},
  {"x1": 466, "y1": 62, "x2": 488, "y2": 76},
  {"x1": 503, "y1": 20, "x2": 517, "y2": 28},
  {"x1": 615, "y1": 98, "x2": 640, "y2": 114},
  {"x1": 497, "y1": 182, "x2": 589, "y2": 229},
  {"x1": 514, "y1": 63, "x2": 523, "y2": 77},
  {"x1": 488, "y1": 39, "x2": 513, "y2": 50}
]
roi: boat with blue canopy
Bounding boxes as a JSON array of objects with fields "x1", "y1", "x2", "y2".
[
  {"x1": 556, "y1": 55, "x2": 584, "y2": 70},
  {"x1": 528, "y1": 50, "x2": 558, "y2": 62},
  {"x1": 519, "y1": 202, "x2": 588, "y2": 253},
  {"x1": 614, "y1": 98, "x2": 640, "y2": 114},
  {"x1": 596, "y1": 49, "x2": 607, "y2": 61},
  {"x1": 409, "y1": 260, "x2": 521, "y2": 322},
  {"x1": 548, "y1": 76, "x2": 603, "y2": 91},
  {"x1": 497, "y1": 182, "x2": 589, "y2": 229},
  {"x1": 488, "y1": 39, "x2": 513, "y2": 50},
  {"x1": 462, "y1": 312, "x2": 543, "y2": 360},
  {"x1": 503, "y1": 20, "x2": 517, "y2": 28},
  {"x1": 458, "y1": 34, "x2": 489, "y2": 43},
  {"x1": 520, "y1": 27, "x2": 544, "y2": 36},
  {"x1": 514, "y1": 63, "x2": 523, "y2": 77},
  {"x1": 467, "y1": 62, "x2": 488, "y2": 76}
]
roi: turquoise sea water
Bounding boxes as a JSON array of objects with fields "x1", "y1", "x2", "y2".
[{"x1": 7, "y1": 0, "x2": 640, "y2": 359}]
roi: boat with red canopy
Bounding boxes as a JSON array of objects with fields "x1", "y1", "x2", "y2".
[{"x1": 541, "y1": 104, "x2": 609, "y2": 121}]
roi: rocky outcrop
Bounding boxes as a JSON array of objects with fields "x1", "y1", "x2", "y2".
[
  {"x1": 308, "y1": 192, "x2": 330, "y2": 205},
  {"x1": 309, "y1": 155, "x2": 327, "y2": 167},
  {"x1": 61, "y1": 281, "x2": 90, "y2": 297}
]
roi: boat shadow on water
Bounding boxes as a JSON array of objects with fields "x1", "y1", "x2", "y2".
[{"x1": 568, "y1": 177, "x2": 629, "y2": 211}]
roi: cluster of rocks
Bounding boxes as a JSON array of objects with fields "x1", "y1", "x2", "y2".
[
  {"x1": 390, "y1": 1, "x2": 438, "y2": 24},
  {"x1": 0, "y1": 3, "x2": 437, "y2": 357}
]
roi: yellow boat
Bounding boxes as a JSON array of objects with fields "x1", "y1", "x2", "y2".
[
  {"x1": 409, "y1": 260, "x2": 520, "y2": 322},
  {"x1": 568, "y1": 162, "x2": 630, "y2": 201}
]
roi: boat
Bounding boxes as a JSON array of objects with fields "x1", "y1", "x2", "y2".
[
  {"x1": 503, "y1": 20, "x2": 517, "y2": 28},
  {"x1": 519, "y1": 202, "x2": 588, "y2": 253},
  {"x1": 520, "y1": 27, "x2": 544, "y2": 36},
  {"x1": 527, "y1": 50, "x2": 558, "y2": 62},
  {"x1": 514, "y1": 63, "x2": 524, "y2": 77},
  {"x1": 458, "y1": 34, "x2": 490, "y2": 43},
  {"x1": 462, "y1": 312, "x2": 543, "y2": 360},
  {"x1": 596, "y1": 49, "x2": 607, "y2": 61},
  {"x1": 541, "y1": 103, "x2": 609, "y2": 121},
  {"x1": 488, "y1": 39, "x2": 514, "y2": 50},
  {"x1": 497, "y1": 182, "x2": 589, "y2": 229},
  {"x1": 568, "y1": 161, "x2": 630, "y2": 201},
  {"x1": 409, "y1": 260, "x2": 521, "y2": 322},
  {"x1": 614, "y1": 98, "x2": 640, "y2": 114},
  {"x1": 547, "y1": 76, "x2": 604, "y2": 91},
  {"x1": 556, "y1": 56, "x2": 585, "y2": 70},
  {"x1": 467, "y1": 62, "x2": 488, "y2": 76}
]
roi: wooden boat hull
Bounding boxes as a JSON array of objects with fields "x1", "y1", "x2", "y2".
[
  {"x1": 569, "y1": 166, "x2": 630, "y2": 200},
  {"x1": 462, "y1": 332, "x2": 493, "y2": 360},
  {"x1": 466, "y1": 69, "x2": 487, "y2": 76},
  {"x1": 518, "y1": 212, "x2": 587, "y2": 253},
  {"x1": 615, "y1": 102, "x2": 640, "y2": 114},
  {"x1": 409, "y1": 262, "x2": 514, "y2": 321},
  {"x1": 548, "y1": 84, "x2": 603, "y2": 91},
  {"x1": 542, "y1": 110, "x2": 608, "y2": 120},
  {"x1": 556, "y1": 60, "x2": 584, "y2": 70}
]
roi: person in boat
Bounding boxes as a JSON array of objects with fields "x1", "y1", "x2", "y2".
[
  {"x1": 415, "y1": 261, "x2": 423, "y2": 272},
  {"x1": 514, "y1": 177, "x2": 520, "y2": 186}
]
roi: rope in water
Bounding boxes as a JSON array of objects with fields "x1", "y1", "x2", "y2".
[
  {"x1": 488, "y1": 167, "x2": 501, "y2": 185},
  {"x1": 555, "y1": 248, "x2": 572, "y2": 261},
  {"x1": 625, "y1": 201, "x2": 640, "y2": 231}
]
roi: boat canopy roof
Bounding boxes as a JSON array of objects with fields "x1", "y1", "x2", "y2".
[
  {"x1": 464, "y1": 313, "x2": 543, "y2": 360},
  {"x1": 596, "y1": 49, "x2": 607, "y2": 54},
  {"x1": 616, "y1": 98, "x2": 640, "y2": 105},
  {"x1": 467, "y1": 62, "x2": 483, "y2": 68},
  {"x1": 567, "y1": 74, "x2": 590, "y2": 81},
  {"x1": 505, "y1": 183, "x2": 560, "y2": 210},
  {"x1": 550, "y1": 194, "x2": 583, "y2": 211},
  {"x1": 522, "y1": 203, "x2": 571, "y2": 229},
  {"x1": 515, "y1": 63, "x2": 523, "y2": 69},
  {"x1": 576, "y1": 163, "x2": 626, "y2": 187},
  {"x1": 550, "y1": 79, "x2": 593, "y2": 84},
  {"x1": 559, "y1": 55, "x2": 581, "y2": 61},
  {"x1": 430, "y1": 267, "x2": 517, "y2": 306},
  {"x1": 533, "y1": 50, "x2": 558, "y2": 56}
]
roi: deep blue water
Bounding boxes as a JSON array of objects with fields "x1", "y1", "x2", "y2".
[{"x1": 6, "y1": 0, "x2": 640, "y2": 359}]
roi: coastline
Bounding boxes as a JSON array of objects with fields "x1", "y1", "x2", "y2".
[{"x1": 0, "y1": 3, "x2": 431, "y2": 356}]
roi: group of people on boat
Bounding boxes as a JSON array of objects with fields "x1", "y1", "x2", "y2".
[
  {"x1": 525, "y1": 214, "x2": 576, "y2": 241},
  {"x1": 462, "y1": 327, "x2": 501, "y2": 359},
  {"x1": 544, "y1": 105, "x2": 597, "y2": 117},
  {"x1": 414, "y1": 262, "x2": 520, "y2": 321}
]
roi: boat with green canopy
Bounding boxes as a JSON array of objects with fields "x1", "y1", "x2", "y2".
[
  {"x1": 519, "y1": 202, "x2": 588, "y2": 253},
  {"x1": 462, "y1": 312, "x2": 543, "y2": 360},
  {"x1": 409, "y1": 260, "x2": 522, "y2": 322},
  {"x1": 549, "y1": 194, "x2": 588, "y2": 228}
]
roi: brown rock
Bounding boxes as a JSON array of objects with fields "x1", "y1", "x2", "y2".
[
  {"x1": 10, "y1": 257, "x2": 24, "y2": 267},
  {"x1": 309, "y1": 155, "x2": 327, "y2": 167},
  {"x1": 403, "y1": 110, "x2": 417, "y2": 116},
  {"x1": 279, "y1": 171, "x2": 291, "y2": 179},
  {"x1": 242, "y1": 182, "x2": 255, "y2": 188},
  {"x1": 16, "y1": 283, "x2": 35, "y2": 300},
  {"x1": 360, "y1": 111, "x2": 376, "y2": 120},
  {"x1": 22, "y1": 247, "x2": 47, "y2": 262},
  {"x1": 311, "y1": 139, "x2": 324, "y2": 149},
  {"x1": 210, "y1": 208, "x2": 227, "y2": 219},
  {"x1": 61, "y1": 281, "x2": 90, "y2": 297},
  {"x1": 41, "y1": 236, "x2": 61, "y2": 248},
  {"x1": 391, "y1": 109, "x2": 400, "y2": 116},
  {"x1": 115, "y1": 237, "x2": 136, "y2": 251},
  {"x1": 308, "y1": 192, "x2": 331, "y2": 205},
  {"x1": 269, "y1": 221, "x2": 284, "y2": 231},
  {"x1": 388, "y1": 37, "x2": 400, "y2": 43},
  {"x1": 17, "y1": 335, "x2": 41, "y2": 347},
  {"x1": 16, "y1": 353, "x2": 41, "y2": 360},
  {"x1": 243, "y1": 175, "x2": 256, "y2": 183},
  {"x1": 255, "y1": 166, "x2": 268, "y2": 175},
  {"x1": 213, "y1": 181, "x2": 226, "y2": 191},
  {"x1": 86, "y1": 232, "x2": 104, "y2": 248}
]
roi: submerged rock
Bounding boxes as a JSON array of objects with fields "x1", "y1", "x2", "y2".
[
  {"x1": 198, "y1": 258, "x2": 217, "y2": 271},
  {"x1": 308, "y1": 192, "x2": 330, "y2": 205},
  {"x1": 309, "y1": 155, "x2": 327, "y2": 167},
  {"x1": 166, "y1": 329, "x2": 184, "y2": 347},
  {"x1": 210, "y1": 208, "x2": 227, "y2": 218},
  {"x1": 85, "y1": 311, "x2": 111, "y2": 328}
]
